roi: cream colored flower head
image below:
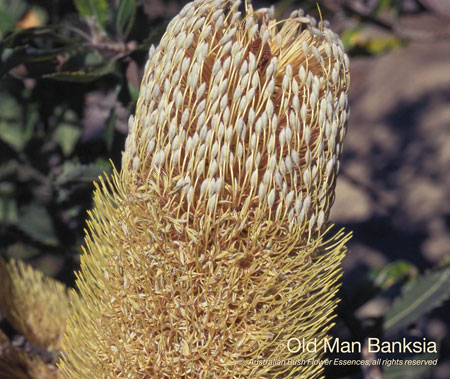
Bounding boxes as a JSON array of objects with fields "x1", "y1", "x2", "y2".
[
  {"x1": 59, "y1": 1, "x2": 350, "y2": 378},
  {"x1": 123, "y1": 0, "x2": 349, "y2": 233}
]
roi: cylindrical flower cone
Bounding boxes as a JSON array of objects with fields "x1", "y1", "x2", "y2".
[
  {"x1": 59, "y1": 0, "x2": 350, "y2": 377},
  {"x1": 0, "y1": 258, "x2": 70, "y2": 378}
]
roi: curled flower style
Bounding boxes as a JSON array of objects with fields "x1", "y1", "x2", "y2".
[{"x1": 59, "y1": 0, "x2": 350, "y2": 378}]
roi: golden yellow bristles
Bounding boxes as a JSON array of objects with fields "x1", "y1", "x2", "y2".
[
  {"x1": 0, "y1": 258, "x2": 70, "y2": 378},
  {"x1": 0, "y1": 258, "x2": 71, "y2": 352},
  {"x1": 59, "y1": 0, "x2": 350, "y2": 377}
]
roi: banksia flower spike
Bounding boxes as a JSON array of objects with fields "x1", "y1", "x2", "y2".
[
  {"x1": 0, "y1": 258, "x2": 70, "y2": 378},
  {"x1": 59, "y1": 0, "x2": 350, "y2": 377}
]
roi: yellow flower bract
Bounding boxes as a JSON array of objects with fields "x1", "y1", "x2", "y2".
[
  {"x1": 0, "y1": 258, "x2": 70, "y2": 352},
  {"x1": 0, "y1": 258, "x2": 69, "y2": 378}
]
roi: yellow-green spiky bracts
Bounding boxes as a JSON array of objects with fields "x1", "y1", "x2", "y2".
[
  {"x1": 59, "y1": 0, "x2": 350, "y2": 377},
  {"x1": 0, "y1": 258, "x2": 70, "y2": 378}
]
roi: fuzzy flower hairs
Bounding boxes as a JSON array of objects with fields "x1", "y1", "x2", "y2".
[{"x1": 59, "y1": 1, "x2": 350, "y2": 378}]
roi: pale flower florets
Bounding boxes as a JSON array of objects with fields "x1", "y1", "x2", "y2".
[{"x1": 123, "y1": 0, "x2": 349, "y2": 234}]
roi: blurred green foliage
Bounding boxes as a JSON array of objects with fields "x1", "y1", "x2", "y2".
[{"x1": 0, "y1": 0, "x2": 168, "y2": 281}]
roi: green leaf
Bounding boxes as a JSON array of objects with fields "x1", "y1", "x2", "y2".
[
  {"x1": 375, "y1": 0, "x2": 393, "y2": 15},
  {"x1": 370, "y1": 261, "x2": 417, "y2": 290},
  {"x1": 384, "y1": 266, "x2": 450, "y2": 333},
  {"x1": 43, "y1": 60, "x2": 117, "y2": 82},
  {"x1": 128, "y1": 81, "x2": 140, "y2": 103},
  {"x1": 0, "y1": 89, "x2": 32, "y2": 151},
  {"x1": 83, "y1": 50, "x2": 104, "y2": 66},
  {"x1": 0, "y1": 182, "x2": 18, "y2": 224},
  {"x1": 0, "y1": 9, "x2": 15, "y2": 37},
  {"x1": 19, "y1": 205, "x2": 58, "y2": 246},
  {"x1": 366, "y1": 36, "x2": 403, "y2": 55},
  {"x1": 0, "y1": 0, "x2": 27, "y2": 37},
  {"x1": 341, "y1": 26, "x2": 364, "y2": 50},
  {"x1": 73, "y1": 0, "x2": 108, "y2": 30},
  {"x1": 53, "y1": 124, "x2": 81, "y2": 156},
  {"x1": 55, "y1": 161, "x2": 109, "y2": 185},
  {"x1": 0, "y1": 197, "x2": 18, "y2": 224},
  {"x1": 116, "y1": 0, "x2": 136, "y2": 37}
]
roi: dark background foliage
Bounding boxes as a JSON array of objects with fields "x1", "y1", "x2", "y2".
[{"x1": 0, "y1": 0, "x2": 449, "y2": 378}]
